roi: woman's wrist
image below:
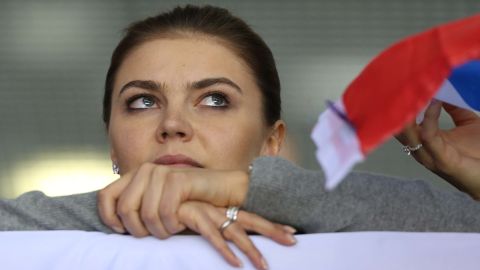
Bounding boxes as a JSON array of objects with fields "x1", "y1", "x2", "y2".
[
  {"x1": 231, "y1": 169, "x2": 250, "y2": 207},
  {"x1": 433, "y1": 169, "x2": 480, "y2": 201}
]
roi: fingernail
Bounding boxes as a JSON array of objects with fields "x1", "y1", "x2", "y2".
[
  {"x1": 283, "y1": 225, "x2": 297, "y2": 234},
  {"x1": 260, "y1": 257, "x2": 269, "y2": 270},
  {"x1": 430, "y1": 99, "x2": 442, "y2": 107},
  {"x1": 112, "y1": 226, "x2": 125, "y2": 234},
  {"x1": 235, "y1": 258, "x2": 243, "y2": 268},
  {"x1": 286, "y1": 233, "x2": 297, "y2": 244}
]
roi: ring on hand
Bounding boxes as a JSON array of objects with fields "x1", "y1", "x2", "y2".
[
  {"x1": 219, "y1": 206, "x2": 240, "y2": 234},
  {"x1": 402, "y1": 143, "x2": 423, "y2": 155}
]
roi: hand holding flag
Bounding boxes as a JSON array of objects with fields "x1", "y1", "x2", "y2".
[
  {"x1": 312, "y1": 14, "x2": 480, "y2": 190},
  {"x1": 396, "y1": 101, "x2": 480, "y2": 200}
]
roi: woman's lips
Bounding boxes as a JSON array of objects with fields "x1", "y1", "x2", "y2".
[{"x1": 153, "y1": 154, "x2": 203, "y2": 168}]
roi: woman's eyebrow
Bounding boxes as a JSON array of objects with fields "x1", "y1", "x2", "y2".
[
  {"x1": 190, "y1": 77, "x2": 243, "y2": 94},
  {"x1": 119, "y1": 80, "x2": 164, "y2": 96}
]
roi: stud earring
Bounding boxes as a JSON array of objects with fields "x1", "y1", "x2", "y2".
[{"x1": 112, "y1": 163, "x2": 120, "y2": 174}]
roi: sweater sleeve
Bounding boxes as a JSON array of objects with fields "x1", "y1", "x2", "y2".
[
  {"x1": 2, "y1": 157, "x2": 480, "y2": 233},
  {"x1": 0, "y1": 191, "x2": 112, "y2": 233},
  {"x1": 242, "y1": 156, "x2": 480, "y2": 233}
]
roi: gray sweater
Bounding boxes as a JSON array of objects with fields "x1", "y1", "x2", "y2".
[{"x1": 1, "y1": 157, "x2": 479, "y2": 233}]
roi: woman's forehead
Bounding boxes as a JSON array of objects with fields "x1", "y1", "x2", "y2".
[{"x1": 113, "y1": 37, "x2": 256, "y2": 93}]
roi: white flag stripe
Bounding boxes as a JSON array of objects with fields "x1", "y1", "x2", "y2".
[
  {"x1": 417, "y1": 79, "x2": 474, "y2": 124},
  {"x1": 435, "y1": 79, "x2": 472, "y2": 110},
  {"x1": 311, "y1": 100, "x2": 364, "y2": 190}
]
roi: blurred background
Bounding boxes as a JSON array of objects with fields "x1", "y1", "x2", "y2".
[{"x1": 0, "y1": 0, "x2": 478, "y2": 198}]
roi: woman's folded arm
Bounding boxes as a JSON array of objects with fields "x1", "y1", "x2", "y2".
[
  {"x1": 243, "y1": 156, "x2": 480, "y2": 233},
  {"x1": 0, "y1": 191, "x2": 112, "y2": 232},
  {"x1": 2, "y1": 156, "x2": 480, "y2": 233}
]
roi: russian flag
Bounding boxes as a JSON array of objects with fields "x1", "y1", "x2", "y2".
[
  {"x1": 435, "y1": 60, "x2": 480, "y2": 112},
  {"x1": 311, "y1": 14, "x2": 480, "y2": 190}
]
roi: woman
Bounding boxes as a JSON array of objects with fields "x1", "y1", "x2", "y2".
[{"x1": 1, "y1": 5, "x2": 480, "y2": 270}]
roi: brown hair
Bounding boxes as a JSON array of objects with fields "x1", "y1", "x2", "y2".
[{"x1": 103, "y1": 5, "x2": 281, "y2": 127}]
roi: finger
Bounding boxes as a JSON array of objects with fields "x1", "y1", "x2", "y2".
[
  {"x1": 160, "y1": 170, "x2": 249, "y2": 234},
  {"x1": 158, "y1": 170, "x2": 190, "y2": 234},
  {"x1": 420, "y1": 100, "x2": 442, "y2": 141},
  {"x1": 179, "y1": 203, "x2": 243, "y2": 268},
  {"x1": 214, "y1": 211, "x2": 268, "y2": 270},
  {"x1": 394, "y1": 121, "x2": 418, "y2": 145},
  {"x1": 443, "y1": 103, "x2": 479, "y2": 126},
  {"x1": 396, "y1": 120, "x2": 434, "y2": 168},
  {"x1": 117, "y1": 164, "x2": 153, "y2": 237},
  {"x1": 141, "y1": 173, "x2": 176, "y2": 239},
  {"x1": 236, "y1": 211, "x2": 297, "y2": 246},
  {"x1": 97, "y1": 177, "x2": 130, "y2": 234},
  {"x1": 419, "y1": 101, "x2": 452, "y2": 168}
]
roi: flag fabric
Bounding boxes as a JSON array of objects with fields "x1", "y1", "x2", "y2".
[
  {"x1": 435, "y1": 60, "x2": 480, "y2": 111},
  {"x1": 311, "y1": 14, "x2": 480, "y2": 190}
]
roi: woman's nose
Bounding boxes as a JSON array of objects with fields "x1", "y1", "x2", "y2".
[{"x1": 156, "y1": 108, "x2": 193, "y2": 143}]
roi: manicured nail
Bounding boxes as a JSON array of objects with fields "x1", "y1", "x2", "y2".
[
  {"x1": 112, "y1": 226, "x2": 125, "y2": 234},
  {"x1": 235, "y1": 258, "x2": 243, "y2": 268},
  {"x1": 283, "y1": 225, "x2": 297, "y2": 234},
  {"x1": 286, "y1": 233, "x2": 297, "y2": 244},
  {"x1": 260, "y1": 257, "x2": 269, "y2": 270}
]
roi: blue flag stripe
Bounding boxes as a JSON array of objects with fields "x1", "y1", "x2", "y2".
[{"x1": 448, "y1": 60, "x2": 480, "y2": 110}]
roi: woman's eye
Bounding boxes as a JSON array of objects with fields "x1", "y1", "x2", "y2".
[
  {"x1": 200, "y1": 93, "x2": 229, "y2": 107},
  {"x1": 128, "y1": 95, "x2": 158, "y2": 109}
]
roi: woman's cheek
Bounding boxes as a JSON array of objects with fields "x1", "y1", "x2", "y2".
[
  {"x1": 112, "y1": 126, "x2": 152, "y2": 173},
  {"x1": 207, "y1": 123, "x2": 264, "y2": 169}
]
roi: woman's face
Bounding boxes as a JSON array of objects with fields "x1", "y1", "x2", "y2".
[{"x1": 108, "y1": 37, "x2": 284, "y2": 173}]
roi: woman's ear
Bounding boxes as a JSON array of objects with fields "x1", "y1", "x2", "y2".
[{"x1": 260, "y1": 120, "x2": 286, "y2": 156}]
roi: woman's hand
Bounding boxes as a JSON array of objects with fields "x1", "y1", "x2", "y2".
[
  {"x1": 97, "y1": 163, "x2": 297, "y2": 269},
  {"x1": 396, "y1": 101, "x2": 480, "y2": 199},
  {"x1": 178, "y1": 201, "x2": 296, "y2": 269},
  {"x1": 99, "y1": 163, "x2": 249, "y2": 236}
]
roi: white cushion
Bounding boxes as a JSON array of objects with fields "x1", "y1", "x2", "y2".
[{"x1": 1, "y1": 231, "x2": 479, "y2": 269}]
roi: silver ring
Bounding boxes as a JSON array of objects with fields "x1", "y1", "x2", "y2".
[
  {"x1": 219, "y1": 219, "x2": 234, "y2": 233},
  {"x1": 226, "y1": 206, "x2": 239, "y2": 221},
  {"x1": 402, "y1": 143, "x2": 423, "y2": 155},
  {"x1": 219, "y1": 206, "x2": 240, "y2": 234}
]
